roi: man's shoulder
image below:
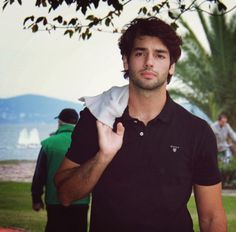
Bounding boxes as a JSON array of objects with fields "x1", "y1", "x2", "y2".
[
  {"x1": 79, "y1": 107, "x2": 97, "y2": 122},
  {"x1": 170, "y1": 100, "x2": 215, "y2": 140},
  {"x1": 173, "y1": 100, "x2": 208, "y2": 125},
  {"x1": 72, "y1": 107, "x2": 98, "y2": 138}
]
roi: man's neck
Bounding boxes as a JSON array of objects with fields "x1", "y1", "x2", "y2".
[{"x1": 128, "y1": 85, "x2": 167, "y2": 125}]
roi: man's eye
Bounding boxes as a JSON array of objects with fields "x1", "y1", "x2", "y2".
[
  {"x1": 157, "y1": 54, "x2": 165, "y2": 59},
  {"x1": 135, "y1": 52, "x2": 144, "y2": 57}
]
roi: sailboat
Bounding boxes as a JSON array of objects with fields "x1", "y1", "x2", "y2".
[
  {"x1": 17, "y1": 128, "x2": 40, "y2": 148},
  {"x1": 17, "y1": 128, "x2": 29, "y2": 148},
  {"x1": 28, "y1": 128, "x2": 41, "y2": 148}
]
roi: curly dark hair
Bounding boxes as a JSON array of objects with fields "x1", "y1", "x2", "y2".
[{"x1": 118, "y1": 17, "x2": 182, "y2": 83}]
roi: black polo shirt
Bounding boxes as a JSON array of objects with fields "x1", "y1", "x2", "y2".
[{"x1": 66, "y1": 94, "x2": 221, "y2": 232}]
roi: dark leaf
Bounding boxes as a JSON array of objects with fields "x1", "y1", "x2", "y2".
[
  {"x1": 81, "y1": 6, "x2": 87, "y2": 15},
  {"x1": 3, "y1": 1, "x2": 9, "y2": 11},
  {"x1": 17, "y1": 0, "x2": 22, "y2": 5},
  {"x1": 64, "y1": 29, "x2": 74, "y2": 38},
  {"x1": 75, "y1": 26, "x2": 81, "y2": 32},
  {"x1": 170, "y1": 22, "x2": 178, "y2": 31},
  {"x1": 152, "y1": 5, "x2": 160, "y2": 13},
  {"x1": 81, "y1": 32, "x2": 86, "y2": 40},
  {"x1": 92, "y1": 0, "x2": 99, "y2": 8},
  {"x1": 23, "y1": 16, "x2": 34, "y2": 25},
  {"x1": 69, "y1": 18, "x2": 77, "y2": 26},
  {"x1": 53, "y1": 15, "x2": 63, "y2": 23},
  {"x1": 86, "y1": 15, "x2": 94, "y2": 21},
  {"x1": 35, "y1": 16, "x2": 45, "y2": 24},
  {"x1": 180, "y1": 4, "x2": 185, "y2": 12},
  {"x1": 35, "y1": 0, "x2": 41, "y2": 7},
  {"x1": 105, "y1": 18, "x2": 111, "y2": 26},
  {"x1": 42, "y1": 0, "x2": 47, "y2": 7},
  {"x1": 32, "y1": 24, "x2": 38, "y2": 33},
  {"x1": 43, "y1": 18, "x2": 48, "y2": 25},
  {"x1": 51, "y1": 0, "x2": 59, "y2": 10},
  {"x1": 87, "y1": 33, "x2": 92, "y2": 39},
  {"x1": 217, "y1": 2, "x2": 227, "y2": 12},
  {"x1": 35, "y1": 0, "x2": 47, "y2": 7},
  {"x1": 107, "y1": 0, "x2": 123, "y2": 11},
  {"x1": 142, "y1": 7, "x2": 147, "y2": 15},
  {"x1": 168, "y1": 10, "x2": 176, "y2": 19},
  {"x1": 65, "y1": 0, "x2": 73, "y2": 5}
]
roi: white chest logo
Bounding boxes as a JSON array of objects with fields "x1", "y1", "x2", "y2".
[{"x1": 170, "y1": 145, "x2": 180, "y2": 153}]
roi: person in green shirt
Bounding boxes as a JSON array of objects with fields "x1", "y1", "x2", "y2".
[{"x1": 31, "y1": 108, "x2": 90, "y2": 232}]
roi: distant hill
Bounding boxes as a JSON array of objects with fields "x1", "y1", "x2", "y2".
[
  {"x1": 0, "y1": 94, "x2": 212, "y2": 125},
  {"x1": 0, "y1": 94, "x2": 84, "y2": 124}
]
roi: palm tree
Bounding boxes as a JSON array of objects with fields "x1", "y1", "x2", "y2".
[{"x1": 172, "y1": 9, "x2": 236, "y2": 128}]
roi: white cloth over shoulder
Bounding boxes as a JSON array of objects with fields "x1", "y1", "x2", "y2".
[{"x1": 79, "y1": 85, "x2": 129, "y2": 128}]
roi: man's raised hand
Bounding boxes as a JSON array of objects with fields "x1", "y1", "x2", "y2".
[{"x1": 96, "y1": 121, "x2": 125, "y2": 163}]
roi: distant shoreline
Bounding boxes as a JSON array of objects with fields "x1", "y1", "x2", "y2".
[{"x1": 0, "y1": 159, "x2": 36, "y2": 164}]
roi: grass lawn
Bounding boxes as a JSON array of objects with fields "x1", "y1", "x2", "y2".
[
  {"x1": 0, "y1": 181, "x2": 235, "y2": 232},
  {"x1": 0, "y1": 181, "x2": 46, "y2": 232}
]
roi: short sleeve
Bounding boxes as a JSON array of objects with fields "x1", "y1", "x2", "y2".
[
  {"x1": 66, "y1": 108, "x2": 99, "y2": 164},
  {"x1": 193, "y1": 122, "x2": 221, "y2": 186}
]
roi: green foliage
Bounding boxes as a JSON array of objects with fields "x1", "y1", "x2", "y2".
[
  {"x1": 2, "y1": 0, "x2": 230, "y2": 40},
  {"x1": 174, "y1": 9, "x2": 236, "y2": 128},
  {"x1": 219, "y1": 157, "x2": 236, "y2": 188}
]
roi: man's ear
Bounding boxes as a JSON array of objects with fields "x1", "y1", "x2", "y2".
[
  {"x1": 123, "y1": 56, "x2": 128, "y2": 71},
  {"x1": 169, "y1": 63, "x2": 176, "y2": 75}
]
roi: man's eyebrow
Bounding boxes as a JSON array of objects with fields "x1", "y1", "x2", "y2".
[{"x1": 133, "y1": 47, "x2": 168, "y2": 53}]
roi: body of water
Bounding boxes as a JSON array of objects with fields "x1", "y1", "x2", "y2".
[{"x1": 0, "y1": 123, "x2": 56, "y2": 160}]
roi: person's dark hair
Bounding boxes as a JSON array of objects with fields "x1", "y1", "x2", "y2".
[
  {"x1": 118, "y1": 17, "x2": 182, "y2": 83},
  {"x1": 218, "y1": 113, "x2": 228, "y2": 121}
]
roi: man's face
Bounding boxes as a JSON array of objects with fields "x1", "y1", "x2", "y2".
[
  {"x1": 219, "y1": 117, "x2": 228, "y2": 127},
  {"x1": 123, "y1": 36, "x2": 175, "y2": 91}
]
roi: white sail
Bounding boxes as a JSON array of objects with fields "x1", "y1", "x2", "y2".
[
  {"x1": 17, "y1": 128, "x2": 29, "y2": 147},
  {"x1": 28, "y1": 128, "x2": 40, "y2": 147}
]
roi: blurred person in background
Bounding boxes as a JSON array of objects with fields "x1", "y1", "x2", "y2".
[
  {"x1": 31, "y1": 108, "x2": 90, "y2": 232},
  {"x1": 211, "y1": 113, "x2": 236, "y2": 163}
]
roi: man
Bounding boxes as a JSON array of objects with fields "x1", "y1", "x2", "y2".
[
  {"x1": 55, "y1": 17, "x2": 226, "y2": 232},
  {"x1": 211, "y1": 113, "x2": 236, "y2": 163},
  {"x1": 31, "y1": 108, "x2": 90, "y2": 232}
]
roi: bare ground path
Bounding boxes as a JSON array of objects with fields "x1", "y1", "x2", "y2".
[{"x1": 0, "y1": 160, "x2": 36, "y2": 182}]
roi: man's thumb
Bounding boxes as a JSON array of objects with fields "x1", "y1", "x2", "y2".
[{"x1": 116, "y1": 122, "x2": 125, "y2": 136}]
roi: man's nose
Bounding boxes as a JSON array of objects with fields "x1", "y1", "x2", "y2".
[{"x1": 144, "y1": 53, "x2": 154, "y2": 68}]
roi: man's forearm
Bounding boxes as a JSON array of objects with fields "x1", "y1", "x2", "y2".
[{"x1": 56, "y1": 152, "x2": 110, "y2": 206}]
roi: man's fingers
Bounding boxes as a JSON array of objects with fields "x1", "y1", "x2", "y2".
[{"x1": 96, "y1": 120, "x2": 125, "y2": 136}]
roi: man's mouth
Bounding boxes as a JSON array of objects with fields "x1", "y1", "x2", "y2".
[{"x1": 141, "y1": 71, "x2": 156, "y2": 79}]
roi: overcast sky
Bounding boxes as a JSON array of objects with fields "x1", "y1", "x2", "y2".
[{"x1": 0, "y1": 0, "x2": 235, "y2": 102}]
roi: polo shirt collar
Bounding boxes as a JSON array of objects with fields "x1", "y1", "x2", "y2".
[
  {"x1": 120, "y1": 91, "x2": 175, "y2": 124},
  {"x1": 155, "y1": 92, "x2": 175, "y2": 123}
]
